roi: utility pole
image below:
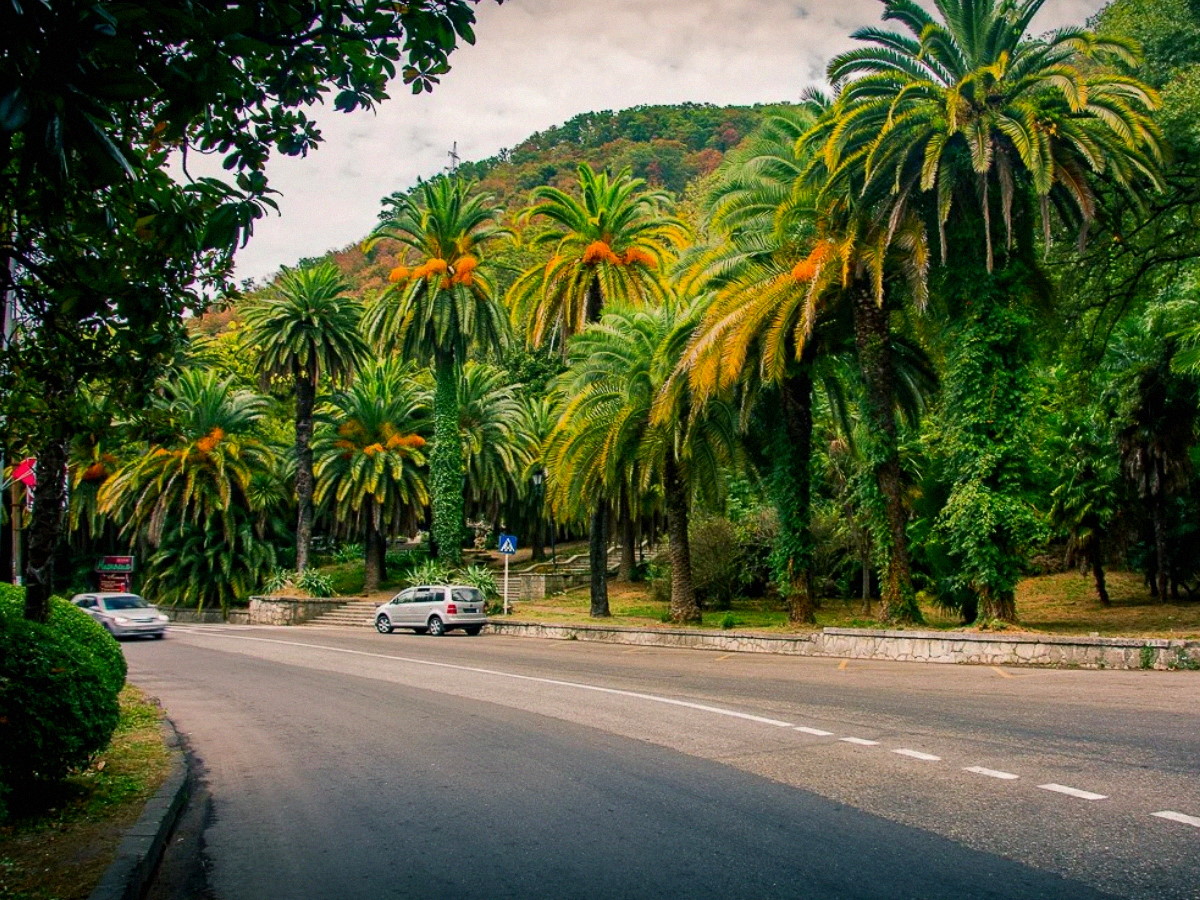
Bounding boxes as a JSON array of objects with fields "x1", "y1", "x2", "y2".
[{"x1": 447, "y1": 141, "x2": 460, "y2": 173}]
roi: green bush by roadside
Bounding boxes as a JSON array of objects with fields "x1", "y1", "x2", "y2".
[{"x1": 0, "y1": 586, "x2": 125, "y2": 821}]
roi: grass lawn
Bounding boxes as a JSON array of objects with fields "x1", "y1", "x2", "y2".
[
  {"x1": 0, "y1": 685, "x2": 173, "y2": 900},
  {"x1": 502, "y1": 569, "x2": 1200, "y2": 639}
]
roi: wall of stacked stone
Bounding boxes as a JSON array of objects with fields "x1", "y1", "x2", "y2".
[
  {"x1": 247, "y1": 596, "x2": 345, "y2": 625},
  {"x1": 514, "y1": 572, "x2": 590, "y2": 601},
  {"x1": 485, "y1": 621, "x2": 1200, "y2": 671}
]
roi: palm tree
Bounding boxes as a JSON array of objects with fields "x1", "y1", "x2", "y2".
[
  {"x1": 457, "y1": 361, "x2": 538, "y2": 523},
  {"x1": 313, "y1": 359, "x2": 430, "y2": 592},
  {"x1": 240, "y1": 261, "x2": 369, "y2": 571},
  {"x1": 509, "y1": 163, "x2": 685, "y2": 616},
  {"x1": 817, "y1": 0, "x2": 1163, "y2": 621},
  {"x1": 98, "y1": 370, "x2": 283, "y2": 611},
  {"x1": 550, "y1": 300, "x2": 738, "y2": 624},
  {"x1": 363, "y1": 177, "x2": 510, "y2": 567}
]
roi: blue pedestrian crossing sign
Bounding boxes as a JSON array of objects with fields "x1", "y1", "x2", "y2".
[{"x1": 498, "y1": 533, "x2": 518, "y2": 555}]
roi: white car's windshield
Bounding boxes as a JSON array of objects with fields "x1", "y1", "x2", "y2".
[{"x1": 104, "y1": 596, "x2": 149, "y2": 610}]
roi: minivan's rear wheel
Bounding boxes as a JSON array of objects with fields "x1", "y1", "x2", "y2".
[
  {"x1": 464, "y1": 625, "x2": 482, "y2": 636},
  {"x1": 375, "y1": 615, "x2": 393, "y2": 634},
  {"x1": 427, "y1": 616, "x2": 445, "y2": 637}
]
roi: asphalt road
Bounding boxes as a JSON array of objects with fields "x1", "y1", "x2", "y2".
[{"x1": 125, "y1": 625, "x2": 1200, "y2": 899}]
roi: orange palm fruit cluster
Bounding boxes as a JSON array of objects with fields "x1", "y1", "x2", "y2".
[
  {"x1": 622, "y1": 247, "x2": 655, "y2": 267},
  {"x1": 791, "y1": 241, "x2": 834, "y2": 283},
  {"x1": 195, "y1": 427, "x2": 225, "y2": 455},
  {"x1": 582, "y1": 240, "x2": 621, "y2": 265},
  {"x1": 388, "y1": 265, "x2": 411, "y2": 283},
  {"x1": 451, "y1": 255, "x2": 479, "y2": 286}
]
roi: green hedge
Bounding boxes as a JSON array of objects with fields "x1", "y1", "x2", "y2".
[{"x1": 0, "y1": 586, "x2": 125, "y2": 819}]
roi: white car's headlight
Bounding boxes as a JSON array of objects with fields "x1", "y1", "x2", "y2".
[
  {"x1": 113, "y1": 616, "x2": 131, "y2": 625},
  {"x1": 157, "y1": 614, "x2": 169, "y2": 623}
]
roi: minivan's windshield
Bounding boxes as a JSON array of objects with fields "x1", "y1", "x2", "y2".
[
  {"x1": 452, "y1": 588, "x2": 484, "y2": 604},
  {"x1": 105, "y1": 596, "x2": 149, "y2": 610}
]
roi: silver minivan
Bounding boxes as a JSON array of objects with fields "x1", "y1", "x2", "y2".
[{"x1": 374, "y1": 584, "x2": 488, "y2": 636}]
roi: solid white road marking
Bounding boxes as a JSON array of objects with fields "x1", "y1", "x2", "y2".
[
  {"x1": 1038, "y1": 783, "x2": 1108, "y2": 801},
  {"x1": 168, "y1": 630, "x2": 799, "y2": 728},
  {"x1": 839, "y1": 737, "x2": 880, "y2": 746},
  {"x1": 893, "y1": 749, "x2": 941, "y2": 761},
  {"x1": 794, "y1": 726, "x2": 834, "y2": 736},
  {"x1": 964, "y1": 766, "x2": 1020, "y2": 780},
  {"x1": 1151, "y1": 811, "x2": 1200, "y2": 828}
]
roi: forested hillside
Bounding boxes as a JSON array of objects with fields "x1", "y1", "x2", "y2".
[{"x1": 193, "y1": 103, "x2": 784, "y2": 313}]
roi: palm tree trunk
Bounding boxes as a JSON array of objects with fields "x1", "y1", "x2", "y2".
[
  {"x1": 1089, "y1": 531, "x2": 1110, "y2": 607},
  {"x1": 618, "y1": 484, "x2": 636, "y2": 581},
  {"x1": 589, "y1": 500, "x2": 610, "y2": 617},
  {"x1": 851, "y1": 286, "x2": 921, "y2": 624},
  {"x1": 774, "y1": 370, "x2": 815, "y2": 625},
  {"x1": 23, "y1": 436, "x2": 69, "y2": 623},
  {"x1": 431, "y1": 356, "x2": 464, "y2": 566},
  {"x1": 364, "y1": 497, "x2": 383, "y2": 593},
  {"x1": 664, "y1": 453, "x2": 700, "y2": 624},
  {"x1": 294, "y1": 370, "x2": 316, "y2": 572}
]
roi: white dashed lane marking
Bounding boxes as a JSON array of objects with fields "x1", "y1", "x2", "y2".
[
  {"x1": 173, "y1": 629, "x2": 1197, "y2": 830},
  {"x1": 1038, "y1": 783, "x2": 1108, "y2": 801},
  {"x1": 965, "y1": 766, "x2": 1020, "y2": 780},
  {"x1": 893, "y1": 749, "x2": 941, "y2": 761},
  {"x1": 1151, "y1": 811, "x2": 1200, "y2": 828}
]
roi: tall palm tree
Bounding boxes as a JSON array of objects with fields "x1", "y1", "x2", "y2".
[
  {"x1": 363, "y1": 177, "x2": 510, "y2": 566},
  {"x1": 508, "y1": 163, "x2": 685, "y2": 616},
  {"x1": 313, "y1": 359, "x2": 430, "y2": 592},
  {"x1": 550, "y1": 300, "x2": 738, "y2": 623},
  {"x1": 457, "y1": 361, "x2": 538, "y2": 522},
  {"x1": 98, "y1": 370, "x2": 282, "y2": 610},
  {"x1": 240, "y1": 261, "x2": 369, "y2": 571},
  {"x1": 817, "y1": 0, "x2": 1163, "y2": 621}
]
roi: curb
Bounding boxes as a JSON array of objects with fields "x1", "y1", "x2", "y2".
[
  {"x1": 484, "y1": 620, "x2": 1200, "y2": 670},
  {"x1": 88, "y1": 717, "x2": 191, "y2": 900}
]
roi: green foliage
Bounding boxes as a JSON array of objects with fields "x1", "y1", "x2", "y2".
[
  {"x1": 0, "y1": 593, "x2": 122, "y2": 819},
  {"x1": 456, "y1": 564, "x2": 499, "y2": 599},
  {"x1": 263, "y1": 568, "x2": 336, "y2": 598},
  {"x1": 688, "y1": 517, "x2": 742, "y2": 611},
  {"x1": 335, "y1": 543, "x2": 366, "y2": 564},
  {"x1": 404, "y1": 559, "x2": 453, "y2": 586}
]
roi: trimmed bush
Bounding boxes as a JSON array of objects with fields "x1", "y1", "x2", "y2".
[{"x1": 0, "y1": 588, "x2": 125, "y2": 818}]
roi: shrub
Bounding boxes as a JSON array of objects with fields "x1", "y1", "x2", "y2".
[
  {"x1": 0, "y1": 590, "x2": 126, "y2": 696},
  {"x1": 456, "y1": 564, "x2": 498, "y2": 599},
  {"x1": 262, "y1": 568, "x2": 336, "y2": 598},
  {"x1": 689, "y1": 516, "x2": 742, "y2": 610},
  {"x1": 404, "y1": 559, "x2": 453, "y2": 586},
  {"x1": 0, "y1": 593, "x2": 122, "y2": 819}
]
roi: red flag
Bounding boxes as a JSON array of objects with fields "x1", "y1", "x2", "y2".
[{"x1": 11, "y1": 458, "x2": 36, "y2": 489}]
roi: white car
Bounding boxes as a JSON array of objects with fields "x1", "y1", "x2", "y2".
[
  {"x1": 71, "y1": 592, "x2": 169, "y2": 639},
  {"x1": 374, "y1": 584, "x2": 487, "y2": 636}
]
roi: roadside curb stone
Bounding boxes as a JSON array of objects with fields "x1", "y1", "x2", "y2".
[
  {"x1": 484, "y1": 620, "x2": 1200, "y2": 670},
  {"x1": 88, "y1": 717, "x2": 190, "y2": 900}
]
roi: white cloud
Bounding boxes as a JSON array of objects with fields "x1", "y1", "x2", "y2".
[{"x1": 232, "y1": 0, "x2": 1107, "y2": 283}]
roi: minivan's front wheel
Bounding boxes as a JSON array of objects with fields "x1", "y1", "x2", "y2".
[
  {"x1": 375, "y1": 615, "x2": 393, "y2": 634},
  {"x1": 427, "y1": 616, "x2": 445, "y2": 637}
]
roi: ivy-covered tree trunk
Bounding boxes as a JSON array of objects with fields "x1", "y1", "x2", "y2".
[
  {"x1": 851, "y1": 286, "x2": 922, "y2": 624},
  {"x1": 936, "y1": 267, "x2": 1041, "y2": 624},
  {"x1": 23, "y1": 435, "x2": 69, "y2": 623},
  {"x1": 294, "y1": 367, "x2": 316, "y2": 572},
  {"x1": 773, "y1": 369, "x2": 816, "y2": 625},
  {"x1": 431, "y1": 355, "x2": 464, "y2": 567},
  {"x1": 584, "y1": 273, "x2": 610, "y2": 613},
  {"x1": 664, "y1": 453, "x2": 700, "y2": 624},
  {"x1": 589, "y1": 500, "x2": 610, "y2": 617}
]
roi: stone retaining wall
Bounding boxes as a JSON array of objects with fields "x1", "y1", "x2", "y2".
[
  {"x1": 161, "y1": 597, "x2": 347, "y2": 626},
  {"x1": 510, "y1": 572, "x2": 590, "y2": 601},
  {"x1": 485, "y1": 621, "x2": 1200, "y2": 671}
]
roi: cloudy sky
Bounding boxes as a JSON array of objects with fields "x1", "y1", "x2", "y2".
[{"x1": 232, "y1": 0, "x2": 1107, "y2": 283}]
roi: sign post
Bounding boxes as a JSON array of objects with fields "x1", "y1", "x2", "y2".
[{"x1": 497, "y1": 533, "x2": 517, "y2": 615}]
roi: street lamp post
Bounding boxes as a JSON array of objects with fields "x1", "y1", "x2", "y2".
[{"x1": 532, "y1": 468, "x2": 555, "y2": 569}]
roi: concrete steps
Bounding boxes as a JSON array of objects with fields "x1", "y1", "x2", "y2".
[{"x1": 305, "y1": 600, "x2": 378, "y2": 628}]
